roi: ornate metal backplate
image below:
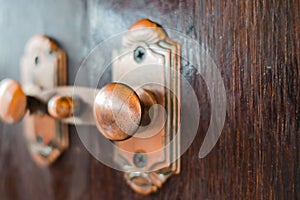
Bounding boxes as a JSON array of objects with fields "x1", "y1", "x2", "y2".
[
  {"x1": 20, "y1": 35, "x2": 68, "y2": 166},
  {"x1": 112, "y1": 20, "x2": 181, "y2": 194}
]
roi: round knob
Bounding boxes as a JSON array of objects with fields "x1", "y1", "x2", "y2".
[
  {"x1": 0, "y1": 79, "x2": 27, "y2": 123},
  {"x1": 48, "y1": 96, "x2": 74, "y2": 119},
  {"x1": 94, "y1": 83, "x2": 156, "y2": 141}
]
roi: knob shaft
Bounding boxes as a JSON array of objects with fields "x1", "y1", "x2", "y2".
[{"x1": 0, "y1": 79, "x2": 27, "y2": 123}]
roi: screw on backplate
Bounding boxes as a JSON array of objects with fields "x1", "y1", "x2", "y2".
[
  {"x1": 133, "y1": 46, "x2": 146, "y2": 63},
  {"x1": 36, "y1": 134, "x2": 43, "y2": 143},
  {"x1": 133, "y1": 152, "x2": 147, "y2": 168}
]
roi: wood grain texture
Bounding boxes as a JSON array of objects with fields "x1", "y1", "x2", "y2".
[{"x1": 0, "y1": 0, "x2": 299, "y2": 199}]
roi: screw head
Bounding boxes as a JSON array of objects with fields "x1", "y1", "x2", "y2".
[
  {"x1": 134, "y1": 46, "x2": 146, "y2": 63},
  {"x1": 48, "y1": 96, "x2": 74, "y2": 119},
  {"x1": 133, "y1": 152, "x2": 147, "y2": 168},
  {"x1": 36, "y1": 134, "x2": 43, "y2": 144}
]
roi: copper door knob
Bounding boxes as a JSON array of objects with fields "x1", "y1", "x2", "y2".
[
  {"x1": 0, "y1": 78, "x2": 55, "y2": 124},
  {"x1": 93, "y1": 83, "x2": 156, "y2": 141},
  {"x1": 48, "y1": 96, "x2": 76, "y2": 119},
  {"x1": 0, "y1": 79, "x2": 27, "y2": 123}
]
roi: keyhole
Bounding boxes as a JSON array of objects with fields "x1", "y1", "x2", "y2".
[{"x1": 34, "y1": 56, "x2": 39, "y2": 66}]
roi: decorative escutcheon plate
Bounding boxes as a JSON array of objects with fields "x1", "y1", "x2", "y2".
[
  {"x1": 112, "y1": 19, "x2": 181, "y2": 194},
  {"x1": 20, "y1": 35, "x2": 68, "y2": 166}
]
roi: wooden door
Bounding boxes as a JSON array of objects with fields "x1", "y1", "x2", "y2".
[{"x1": 0, "y1": 0, "x2": 299, "y2": 199}]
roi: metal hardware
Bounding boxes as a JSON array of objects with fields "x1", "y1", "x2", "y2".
[
  {"x1": 133, "y1": 152, "x2": 147, "y2": 168},
  {"x1": 0, "y1": 79, "x2": 28, "y2": 124},
  {"x1": 20, "y1": 35, "x2": 68, "y2": 166},
  {"x1": 112, "y1": 19, "x2": 181, "y2": 194},
  {"x1": 0, "y1": 19, "x2": 181, "y2": 194},
  {"x1": 133, "y1": 46, "x2": 146, "y2": 63}
]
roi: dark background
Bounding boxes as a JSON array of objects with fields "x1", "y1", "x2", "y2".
[{"x1": 0, "y1": 0, "x2": 299, "y2": 199}]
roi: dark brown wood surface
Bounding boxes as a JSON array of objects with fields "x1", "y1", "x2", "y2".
[{"x1": 0, "y1": 0, "x2": 299, "y2": 199}]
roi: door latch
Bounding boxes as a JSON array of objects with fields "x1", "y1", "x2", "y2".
[{"x1": 0, "y1": 19, "x2": 181, "y2": 194}]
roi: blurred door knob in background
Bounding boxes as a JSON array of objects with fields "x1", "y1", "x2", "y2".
[
  {"x1": 0, "y1": 79, "x2": 27, "y2": 123},
  {"x1": 0, "y1": 35, "x2": 69, "y2": 166}
]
